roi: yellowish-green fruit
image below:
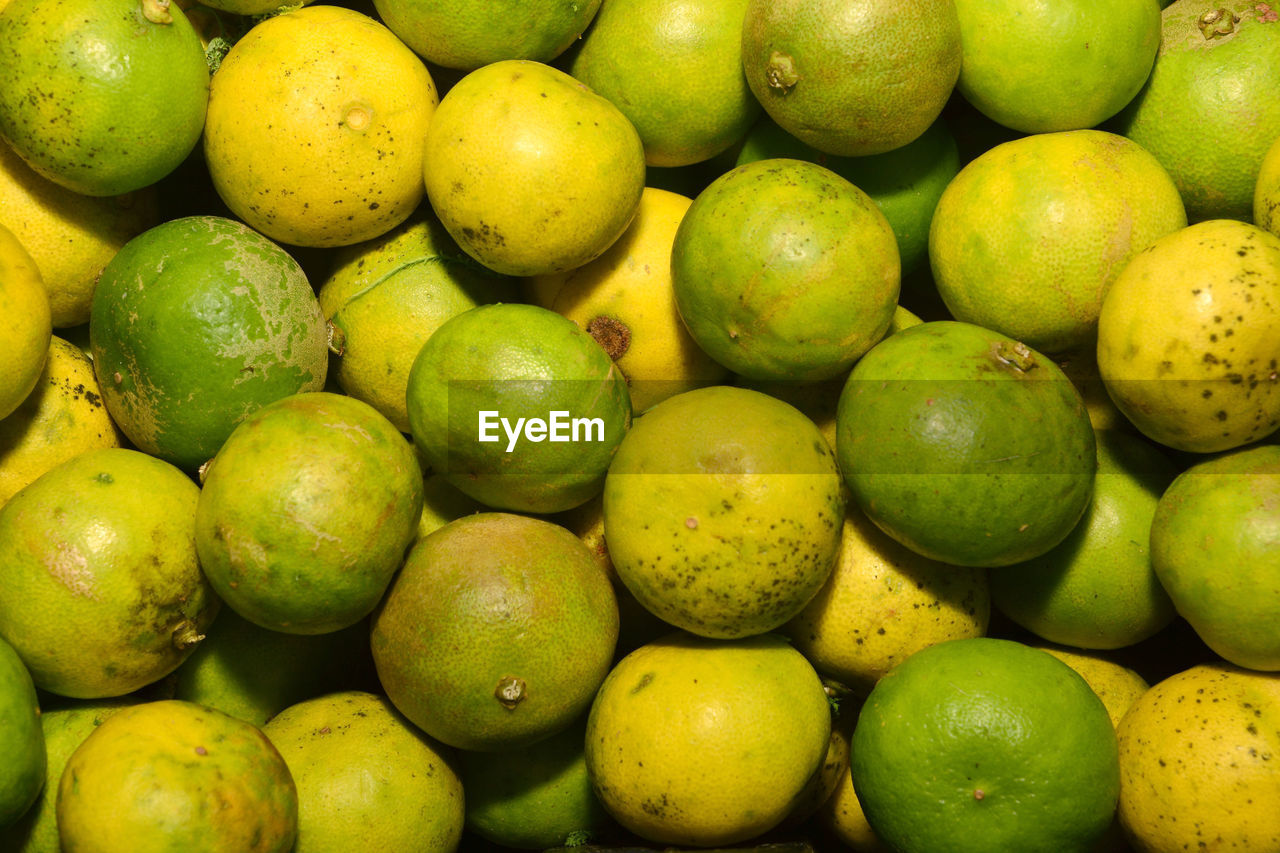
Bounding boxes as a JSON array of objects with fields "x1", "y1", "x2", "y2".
[
  {"x1": 0, "y1": 336, "x2": 122, "y2": 508},
  {"x1": 1113, "y1": 0, "x2": 1280, "y2": 222},
  {"x1": 1056, "y1": 349, "x2": 1131, "y2": 433},
  {"x1": 851, "y1": 637, "x2": 1120, "y2": 853},
  {"x1": 989, "y1": 430, "x2": 1178, "y2": 650},
  {"x1": 197, "y1": 0, "x2": 313, "y2": 14},
  {"x1": 318, "y1": 209, "x2": 516, "y2": 433},
  {"x1": 741, "y1": 0, "x2": 961, "y2": 157},
  {"x1": 951, "y1": 0, "x2": 1160, "y2": 133},
  {"x1": 0, "y1": 636, "x2": 43, "y2": 829},
  {"x1": 57, "y1": 700, "x2": 297, "y2": 853},
  {"x1": 0, "y1": 448, "x2": 217, "y2": 699},
  {"x1": 371, "y1": 512, "x2": 619, "y2": 752},
  {"x1": 779, "y1": 703, "x2": 852, "y2": 829},
  {"x1": 1149, "y1": 444, "x2": 1280, "y2": 671},
  {"x1": 821, "y1": 706, "x2": 888, "y2": 852},
  {"x1": 195, "y1": 392, "x2": 422, "y2": 635},
  {"x1": 785, "y1": 505, "x2": 990, "y2": 695},
  {"x1": 570, "y1": 0, "x2": 760, "y2": 167},
  {"x1": 672, "y1": 158, "x2": 901, "y2": 381},
  {"x1": 422, "y1": 60, "x2": 646, "y2": 276},
  {"x1": 929, "y1": 129, "x2": 1187, "y2": 356},
  {"x1": 604, "y1": 385, "x2": 845, "y2": 639},
  {"x1": 530, "y1": 187, "x2": 729, "y2": 414},
  {"x1": 1034, "y1": 645, "x2": 1150, "y2": 728},
  {"x1": 585, "y1": 632, "x2": 832, "y2": 846},
  {"x1": 0, "y1": 141, "x2": 157, "y2": 328},
  {"x1": 1, "y1": 698, "x2": 132, "y2": 853},
  {"x1": 204, "y1": 5, "x2": 438, "y2": 248},
  {"x1": 0, "y1": 222, "x2": 49, "y2": 420},
  {"x1": 1097, "y1": 219, "x2": 1280, "y2": 453},
  {"x1": 1257, "y1": 132, "x2": 1280, "y2": 235},
  {"x1": 734, "y1": 373, "x2": 845, "y2": 454},
  {"x1": 262, "y1": 692, "x2": 464, "y2": 853},
  {"x1": 1117, "y1": 664, "x2": 1280, "y2": 852},
  {"x1": 370, "y1": 0, "x2": 601, "y2": 69}
]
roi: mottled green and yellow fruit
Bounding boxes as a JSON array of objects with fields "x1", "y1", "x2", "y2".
[
  {"x1": 0, "y1": 222, "x2": 49, "y2": 421},
  {"x1": 0, "y1": 636, "x2": 44, "y2": 829}
]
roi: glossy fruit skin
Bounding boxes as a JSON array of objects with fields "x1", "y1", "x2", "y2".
[
  {"x1": 0, "y1": 636, "x2": 44, "y2": 829},
  {"x1": 0, "y1": 222, "x2": 50, "y2": 421},
  {"x1": 837, "y1": 321, "x2": 1097, "y2": 567}
]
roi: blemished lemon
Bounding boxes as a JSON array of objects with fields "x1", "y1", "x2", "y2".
[
  {"x1": 204, "y1": 5, "x2": 438, "y2": 248},
  {"x1": 0, "y1": 222, "x2": 50, "y2": 421},
  {"x1": 1257, "y1": 133, "x2": 1280, "y2": 236},
  {"x1": 1033, "y1": 645, "x2": 1150, "y2": 729}
]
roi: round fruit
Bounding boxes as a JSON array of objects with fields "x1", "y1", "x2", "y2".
[
  {"x1": 951, "y1": 0, "x2": 1160, "y2": 133},
  {"x1": 1117, "y1": 663, "x2": 1280, "y2": 851},
  {"x1": 195, "y1": 392, "x2": 423, "y2": 635},
  {"x1": 1112, "y1": 0, "x2": 1280, "y2": 222},
  {"x1": 0, "y1": 141, "x2": 157, "y2": 328},
  {"x1": 585, "y1": 631, "x2": 832, "y2": 846},
  {"x1": 0, "y1": 336, "x2": 122, "y2": 507},
  {"x1": 837, "y1": 321, "x2": 1097, "y2": 567},
  {"x1": 57, "y1": 700, "x2": 297, "y2": 853},
  {"x1": 318, "y1": 209, "x2": 517, "y2": 433},
  {"x1": 530, "y1": 187, "x2": 729, "y2": 415},
  {"x1": 262, "y1": 692, "x2": 464, "y2": 853},
  {"x1": 1257, "y1": 132, "x2": 1280, "y2": 235},
  {"x1": 0, "y1": 222, "x2": 50, "y2": 420},
  {"x1": 603, "y1": 385, "x2": 845, "y2": 639},
  {"x1": 370, "y1": 512, "x2": 619, "y2": 752},
  {"x1": 1096, "y1": 219, "x2": 1280, "y2": 453},
  {"x1": 0, "y1": 448, "x2": 217, "y2": 699},
  {"x1": 406, "y1": 303, "x2": 631, "y2": 514},
  {"x1": 671, "y1": 158, "x2": 900, "y2": 381},
  {"x1": 989, "y1": 429, "x2": 1178, "y2": 650},
  {"x1": 0, "y1": 635, "x2": 43, "y2": 828},
  {"x1": 89, "y1": 215, "x2": 329, "y2": 471},
  {"x1": 570, "y1": 0, "x2": 760, "y2": 167},
  {"x1": 1149, "y1": 444, "x2": 1280, "y2": 671},
  {"x1": 204, "y1": 5, "x2": 437, "y2": 248},
  {"x1": 1033, "y1": 645, "x2": 1150, "y2": 729},
  {"x1": 741, "y1": 0, "x2": 961, "y2": 157},
  {"x1": 198, "y1": 0, "x2": 313, "y2": 13},
  {"x1": 850, "y1": 637, "x2": 1120, "y2": 853},
  {"x1": 928, "y1": 129, "x2": 1187, "y2": 356},
  {"x1": 785, "y1": 505, "x2": 990, "y2": 695},
  {"x1": 422, "y1": 59, "x2": 645, "y2": 276},
  {"x1": 370, "y1": 0, "x2": 601, "y2": 69},
  {"x1": 0, "y1": 0, "x2": 208, "y2": 196}
]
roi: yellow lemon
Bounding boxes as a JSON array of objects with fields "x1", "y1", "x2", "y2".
[
  {"x1": 0, "y1": 222, "x2": 50, "y2": 421},
  {"x1": 1033, "y1": 645, "x2": 1150, "y2": 729},
  {"x1": 1257, "y1": 131, "x2": 1280, "y2": 237}
]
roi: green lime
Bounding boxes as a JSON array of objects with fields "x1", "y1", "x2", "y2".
[{"x1": 0, "y1": 636, "x2": 44, "y2": 828}]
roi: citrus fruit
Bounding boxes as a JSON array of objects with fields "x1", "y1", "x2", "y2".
[
  {"x1": 203, "y1": 5, "x2": 438, "y2": 248},
  {"x1": 415, "y1": 473, "x2": 487, "y2": 542},
  {"x1": 0, "y1": 0, "x2": 208, "y2": 196},
  {"x1": 57, "y1": 700, "x2": 297, "y2": 853},
  {"x1": 0, "y1": 336, "x2": 122, "y2": 508},
  {"x1": 370, "y1": 512, "x2": 619, "y2": 752},
  {"x1": 0, "y1": 221, "x2": 50, "y2": 420},
  {"x1": 569, "y1": 0, "x2": 760, "y2": 167},
  {"x1": 820, "y1": 704, "x2": 888, "y2": 852},
  {"x1": 529, "y1": 187, "x2": 730, "y2": 414},
  {"x1": 929, "y1": 129, "x2": 1187, "y2": 356},
  {"x1": 836, "y1": 321, "x2": 1097, "y2": 567},
  {"x1": 422, "y1": 59, "x2": 646, "y2": 276},
  {"x1": 370, "y1": 0, "x2": 601, "y2": 69},
  {"x1": 603, "y1": 385, "x2": 845, "y2": 638},
  {"x1": 171, "y1": 610, "x2": 376, "y2": 727},
  {"x1": 405, "y1": 302, "x2": 631, "y2": 514},
  {"x1": 850, "y1": 637, "x2": 1120, "y2": 853},
  {"x1": 195, "y1": 392, "x2": 423, "y2": 635},
  {"x1": 89, "y1": 215, "x2": 329, "y2": 471},
  {"x1": 1116, "y1": 663, "x2": 1280, "y2": 852},
  {"x1": 318, "y1": 209, "x2": 517, "y2": 433},
  {"x1": 1, "y1": 698, "x2": 132, "y2": 852},
  {"x1": 1056, "y1": 348, "x2": 1131, "y2": 432},
  {"x1": 1112, "y1": 0, "x2": 1280, "y2": 222},
  {"x1": 585, "y1": 631, "x2": 832, "y2": 846},
  {"x1": 262, "y1": 691, "x2": 464, "y2": 853},
  {"x1": 0, "y1": 448, "x2": 217, "y2": 699},
  {"x1": 0, "y1": 636, "x2": 43, "y2": 828},
  {"x1": 734, "y1": 372, "x2": 847, "y2": 454},
  {"x1": 459, "y1": 715, "x2": 613, "y2": 849},
  {"x1": 1149, "y1": 444, "x2": 1280, "y2": 671},
  {"x1": 1257, "y1": 132, "x2": 1280, "y2": 234},
  {"x1": 197, "y1": 0, "x2": 313, "y2": 13},
  {"x1": 1033, "y1": 644, "x2": 1150, "y2": 728},
  {"x1": 741, "y1": 0, "x2": 961, "y2": 157},
  {"x1": 0, "y1": 141, "x2": 157, "y2": 328},
  {"x1": 1096, "y1": 219, "x2": 1280, "y2": 453},
  {"x1": 671, "y1": 158, "x2": 900, "y2": 381},
  {"x1": 989, "y1": 429, "x2": 1178, "y2": 650},
  {"x1": 951, "y1": 0, "x2": 1160, "y2": 134},
  {"x1": 784, "y1": 504, "x2": 990, "y2": 695},
  {"x1": 736, "y1": 115, "x2": 961, "y2": 276}
]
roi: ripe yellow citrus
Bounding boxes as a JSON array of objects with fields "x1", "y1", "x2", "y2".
[
  {"x1": 0, "y1": 222, "x2": 50, "y2": 420},
  {"x1": 1033, "y1": 645, "x2": 1150, "y2": 729},
  {"x1": 1257, "y1": 131, "x2": 1280, "y2": 236}
]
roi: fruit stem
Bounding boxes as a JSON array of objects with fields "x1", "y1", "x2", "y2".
[
  {"x1": 494, "y1": 676, "x2": 526, "y2": 709},
  {"x1": 141, "y1": 0, "x2": 174, "y2": 25},
  {"x1": 994, "y1": 341, "x2": 1037, "y2": 372},
  {"x1": 1197, "y1": 9, "x2": 1241, "y2": 38},
  {"x1": 171, "y1": 619, "x2": 205, "y2": 651},
  {"x1": 766, "y1": 51, "x2": 800, "y2": 92}
]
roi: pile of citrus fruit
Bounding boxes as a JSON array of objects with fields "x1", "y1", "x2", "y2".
[{"x1": 2, "y1": 0, "x2": 1280, "y2": 851}]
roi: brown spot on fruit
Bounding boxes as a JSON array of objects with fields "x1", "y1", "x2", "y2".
[{"x1": 586, "y1": 316, "x2": 631, "y2": 360}]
